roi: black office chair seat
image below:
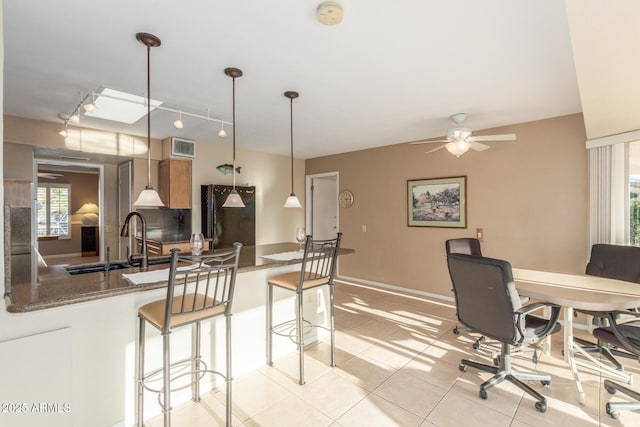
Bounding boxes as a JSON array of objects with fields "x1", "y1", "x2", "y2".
[
  {"x1": 593, "y1": 320, "x2": 640, "y2": 354},
  {"x1": 525, "y1": 315, "x2": 562, "y2": 337},
  {"x1": 593, "y1": 313, "x2": 640, "y2": 419}
]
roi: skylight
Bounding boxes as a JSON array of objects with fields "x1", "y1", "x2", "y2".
[{"x1": 84, "y1": 88, "x2": 162, "y2": 124}]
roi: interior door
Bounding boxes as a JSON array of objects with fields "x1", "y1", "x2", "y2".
[
  {"x1": 309, "y1": 174, "x2": 338, "y2": 240},
  {"x1": 118, "y1": 161, "x2": 132, "y2": 259}
]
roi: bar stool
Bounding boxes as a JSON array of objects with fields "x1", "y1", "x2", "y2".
[
  {"x1": 135, "y1": 243, "x2": 242, "y2": 427},
  {"x1": 266, "y1": 233, "x2": 342, "y2": 385}
]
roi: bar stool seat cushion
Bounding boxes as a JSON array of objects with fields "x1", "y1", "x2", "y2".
[
  {"x1": 138, "y1": 293, "x2": 225, "y2": 330},
  {"x1": 268, "y1": 271, "x2": 330, "y2": 291}
]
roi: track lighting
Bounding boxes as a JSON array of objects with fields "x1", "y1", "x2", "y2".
[
  {"x1": 83, "y1": 92, "x2": 96, "y2": 112},
  {"x1": 173, "y1": 111, "x2": 184, "y2": 129}
]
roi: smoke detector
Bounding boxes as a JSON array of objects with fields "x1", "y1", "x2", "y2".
[{"x1": 317, "y1": 1, "x2": 344, "y2": 26}]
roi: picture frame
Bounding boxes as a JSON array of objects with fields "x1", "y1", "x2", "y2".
[{"x1": 408, "y1": 176, "x2": 467, "y2": 228}]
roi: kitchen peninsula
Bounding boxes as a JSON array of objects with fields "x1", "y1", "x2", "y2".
[
  {"x1": 7, "y1": 242, "x2": 353, "y2": 312},
  {"x1": 1, "y1": 242, "x2": 353, "y2": 427}
]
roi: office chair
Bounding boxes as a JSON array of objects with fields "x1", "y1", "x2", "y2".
[
  {"x1": 266, "y1": 232, "x2": 342, "y2": 385},
  {"x1": 135, "y1": 244, "x2": 242, "y2": 427},
  {"x1": 447, "y1": 253, "x2": 561, "y2": 412},
  {"x1": 446, "y1": 238, "x2": 535, "y2": 363},
  {"x1": 593, "y1": 311, "x2": 640, "y2": 419},
  {"x1": 574, "y1": 244, "x2": 640, "y2": 370},
  {"x1": 446, "y1": 238, "x2": 485, "y2": 347}
]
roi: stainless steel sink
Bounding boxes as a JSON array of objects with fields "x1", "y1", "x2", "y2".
[
  {"x1": 65, "y1": 256, "x2": 172, "y2": 275},
  {"x1": 65, "y1": 262, "x2": 132, "y2": 275}
]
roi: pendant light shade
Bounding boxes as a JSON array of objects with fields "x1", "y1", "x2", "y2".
[
  {"x1": 133, "y1": 32, "x2": 164, "y2": 207},
  {"x1": 222, "y1": 67, "x2": 245, "y2": 208},
  {"x1": 134, "y1": 186, "x2": 166, "y2": 206},
  {"x1": 283, "y1": 90, "x2": 301, "y2": 209}
]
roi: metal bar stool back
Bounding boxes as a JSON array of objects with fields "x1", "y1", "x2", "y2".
[
  {"x1": 136, "y1": 242, "x2": 242, "y2": 427},
  {"x1": 266, "y1": 232, "x2": 342, "y2": 385}
]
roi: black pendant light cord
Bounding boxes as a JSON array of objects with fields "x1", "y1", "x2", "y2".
[
  {"x1": 290, "y1": 97, "x2": 294, "y2": 194},
  {"x1": 146, "y1": 43, "x2": 151, "y2": 187},
  {"x1": 232, "y1": 75, "x2": 236, "y2": 189}
]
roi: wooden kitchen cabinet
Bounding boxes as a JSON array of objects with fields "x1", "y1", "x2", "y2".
[
  {"x1": 158, "y1": 158, "x2": 192, "y2": 208},
  {"x1": 136, "y1": 238, "x2": 191, "y2": 255}
]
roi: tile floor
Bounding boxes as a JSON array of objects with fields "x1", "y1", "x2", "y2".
[{"x1": 147, "y1": 279, "x2": 640, "y2": 426}]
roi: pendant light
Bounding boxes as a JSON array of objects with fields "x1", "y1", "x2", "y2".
[
  {"x1": 222, "y1": 67, "x2": 245, "y2": 208},
  {"x1": 133, "y1": 32, "x2": 164, "y2": 207},
  {"x1": 283, "y1": 91, "x2": 302, "y2": 208}
]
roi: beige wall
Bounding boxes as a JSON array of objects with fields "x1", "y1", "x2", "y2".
[
  {"x1": 307, "y1": 113, "x2": 589, "y2": 297},
  {"x1": 190, "y1": 141, "x2": 306, "y2": 244}
]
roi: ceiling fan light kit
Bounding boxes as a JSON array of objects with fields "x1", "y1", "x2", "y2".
[{"x1": 409, "y1": 112, "x2": 517, "y2": 157}]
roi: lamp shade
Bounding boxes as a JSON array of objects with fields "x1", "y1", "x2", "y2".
[
  {"x1": 222, "y1": 189, "x2": 246, "y2": 208},
  {"x1": 284, "y1": 193, "x2": 302, "y2": 209},
  {"x1": 76, "y1": 202, "x2": 100, "y2": 225},
  {"x1": 134, "y1": 186, "x2": 165, "y2": 207},
  {"x1": 76, "y1": 202, "x2": 99, "y2": 214}
]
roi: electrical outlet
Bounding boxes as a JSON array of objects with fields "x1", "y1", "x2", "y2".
[
  {"x1": 362, "y1": 224, "x2": 367, "y2": 233},
  {"x1": 105, "y1": 224, "x2": 112, "y2": 233},
  {"x1": 476, "y1": 228, "x2": 484, "y2": 242}
]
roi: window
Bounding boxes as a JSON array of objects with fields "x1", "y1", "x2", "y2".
[
  {"x1": 630, "y1": 141, "x2": 640, "y2": 246},
  {"x1": 37, "y1": 183, "x2": 70, "y2": 238}
]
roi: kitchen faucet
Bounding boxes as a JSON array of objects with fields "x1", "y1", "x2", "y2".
[{"x1": 120, "y1": 211, "x2": 148, "y2": 271}]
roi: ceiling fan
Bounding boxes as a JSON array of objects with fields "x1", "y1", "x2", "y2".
[{"x1": 409, "y1": 113, "x2": 516, "y2": 157}]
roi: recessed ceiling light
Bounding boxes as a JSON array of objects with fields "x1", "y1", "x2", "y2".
[{"x1": 84, "y1": 87, "x2": 162, "y2": 124}]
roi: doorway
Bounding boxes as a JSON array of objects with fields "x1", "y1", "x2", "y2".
[
  {"x1": 33, "y1": 159, "x2": 105, "y2": 263},
  {"x1": 306, "y1": 172, "x2": 338, "y2": 239}
]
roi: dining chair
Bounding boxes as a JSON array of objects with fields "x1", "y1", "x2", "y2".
[
  {"x1": 266, "y1": 232, "x2": 342, "y2": 385},
  {"x1": 574, "y1": 244, "x2": 640, "y2": 370},
  {"x1": 447, "y1": 253, "x2": 561, "y2": 412},
  {"x1": 593, "y1": 311, "x2": 640, "y2": 419},
  {"x1": 135, "y1": 243, "x2": 242, "y2": 427}
]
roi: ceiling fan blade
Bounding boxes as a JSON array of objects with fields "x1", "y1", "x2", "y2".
[
  {"x1": 470, "y1": 142, "x2": 491, "y2": 151},
  {"x1": 408, "y1": 138, "x2": 449, "y2": 145},
  {"x1": 467, "y1": 133, "x2": 516, "y2": 142},
  {"x1": 426, "y1": 144, "x2": 447, "y2": 154}
]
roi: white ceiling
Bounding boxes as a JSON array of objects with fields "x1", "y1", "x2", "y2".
[{"x1": 3, "y1": 1, "x2": 583, "y2": 159}]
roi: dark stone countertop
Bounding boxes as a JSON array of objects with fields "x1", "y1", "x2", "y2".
[{"x1": 5, "y1": 243, "x2": 353, "y2": 313}]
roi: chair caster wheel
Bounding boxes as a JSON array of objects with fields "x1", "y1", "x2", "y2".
[
  {"x1": 535, "y1": 401, "x2": 546, "y2": 413},
  {"x1": 473, "y1": 342, "x2": 480, "y2": 350},
  {"x1": 605, "y1": 385, "x2": 616, "y2": 395},
  {"x1": 540, "y1": 380, "x2": 551, "y2": 386},
  {"x1": 606, "y1": 403, "x2": 620, "y2": 419},
  {"x1": 453, "y1": 327, "x2": 460, "y2": 335},
  {"x1": 493, "y1": 356, "x2": 500, "y2": 366},
  {"x1": 459, "y1": 363, "x2": 467, "y2": 372},
  {"x1": 532, "y1": 353, "x2": 538, "y2": 363},
  {"x1": 479, "y1": 389, "x2": 488, "y2": 400}
]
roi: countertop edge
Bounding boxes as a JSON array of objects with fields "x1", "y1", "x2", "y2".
[{"x1": 6, "y1": 244, "x2": 354, "y2": 313}]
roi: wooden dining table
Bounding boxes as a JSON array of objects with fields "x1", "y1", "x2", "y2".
[{"x1": 512, "y1": 268, "x2": 640, "y2": 404}]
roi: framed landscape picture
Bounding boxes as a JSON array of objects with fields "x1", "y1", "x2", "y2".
[{"x1": 408, "y1": 176, "x2": 466, "y2": 228}]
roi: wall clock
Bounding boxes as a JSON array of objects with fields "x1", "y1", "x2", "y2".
[{"x1": 338, "y1": 190, "x2": 354, "y2": 208}]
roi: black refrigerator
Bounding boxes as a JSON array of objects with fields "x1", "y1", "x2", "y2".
[{"x1": 201, "y1": 184, "x2": 256, "y2": 249}]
